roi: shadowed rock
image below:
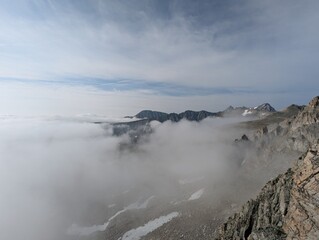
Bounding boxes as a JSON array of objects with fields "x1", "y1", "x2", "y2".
[{"x1": 215, "y1": 143, "x2": 319, "y2": 240}]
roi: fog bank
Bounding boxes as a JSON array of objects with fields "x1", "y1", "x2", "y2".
[{"x1": 0, "y1": 116, "x2": 244, "y2": 240}]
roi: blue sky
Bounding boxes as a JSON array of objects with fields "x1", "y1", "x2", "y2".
[{"x1": 0, "y1": 0, "x2": 319, "y2": 116}]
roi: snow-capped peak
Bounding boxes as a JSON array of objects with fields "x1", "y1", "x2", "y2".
[{"x1": 256, "y1": 103, "x2": 276, "y2": 112}]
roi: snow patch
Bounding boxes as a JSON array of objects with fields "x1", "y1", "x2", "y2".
[
  {"x1": 242, "y1": 109, "x2": 253, "y2": 116},
  {"x1": 130, "y1": 196, "x2": 155, "y2": 209},
  {"x1": 171, "y1": 188, "x2": 205, "y2": 205},
  {"x1": 67, "y1": 196, "x2": 155, "y2": 236},
  {"x1": 188, "y1": 188, "x2": 204, "y2": 201},
  {"x1": 120, "y1": 212, "x2": 179, "y2": 240}
]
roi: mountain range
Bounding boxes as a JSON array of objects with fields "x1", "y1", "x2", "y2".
[
  {"x1": 131, "y1": 102, "x2": 276, "y2": 123},
  {"x1": 110, "y1": 103, "x2": 276, "y2": 138}
]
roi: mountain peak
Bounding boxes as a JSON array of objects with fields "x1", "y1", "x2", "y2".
[
  {"x1": 256, "y1": 103, "x2": 276, "y2": 112},
  {"x1": 224, "y1": 106, "x2": 234, "y2": 112}
]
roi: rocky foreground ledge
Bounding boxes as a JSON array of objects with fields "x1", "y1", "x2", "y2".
[{"x1": 215, "y1": 143, "x2": 319, "y2": 240}]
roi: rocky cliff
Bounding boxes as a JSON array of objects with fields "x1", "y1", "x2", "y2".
[
  {"x1": 214, "y1": 97, "x2": 319, "y2": 240},
  {"x1": 215, "y1": 143, "x2": 319, "y2": 240},
  {"x1": 291, "y1": 96, "x2": 319, "y2": 130},
  {"x1": 260, "y1": 96, "x2": 319, "y2": 153}
]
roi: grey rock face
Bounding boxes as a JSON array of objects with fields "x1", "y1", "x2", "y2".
[
  {"x1": 283, "y1": 144, "x2": 319, "y2": 239},
  {"x1": 279, "y1": 97, "x2": 319, "y2": 153},
  {"x1": 215, "y1": 169, "x2": 292, "y2": 239},
  {"x1": 249, "y1": 96, "x2": 319, "y2": 154},
  {"x1": 215, "y1": 144, "x2": 319, "y2": 240},
  {"x1": 291, "y1": 96, "x2": 319, "y2": 130},
  {"x1": 215, "y1": 97, "x2": 319, "y2": 240},
  {"x1": 309, "y1": 96, "x2": 319, "y2": 108}
]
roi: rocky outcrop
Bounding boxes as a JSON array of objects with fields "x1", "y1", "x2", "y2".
[
  {"x1": 309, "y1": 96, "x2": 319, "y2": 108},
  {"x1": 215, "y1": 143, "x2": 319, "y2": 240},
  {"x1": 232, "y1": 97, "x2": 319, "y2": 237},
  {"x1": 248, "y1": 96, "x2": 319, "y2": 154},
  {"x1": 292, "y1": 96, "x2": 319, "y2": 130},
  {"x1": 283, "y1": 144, "x2": 319, "y2": 239},
  {"x1": 277, "y1": 97, "x2": 319, "y2": 153}
]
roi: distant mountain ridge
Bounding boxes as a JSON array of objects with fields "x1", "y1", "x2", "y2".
[
  {"x1": 135, "y1": 110, "x2": 219, "y2": 123},
  {"x1": 133, "y1": 103, "x2": 276, "y2": 123}
]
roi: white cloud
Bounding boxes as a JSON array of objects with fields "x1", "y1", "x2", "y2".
[
  {"x1": 0, "y1": 115, "x2": 242, "y2": 240},
  {"x1": 0, "y1": 0, "x2": 318, "y2": 91}
]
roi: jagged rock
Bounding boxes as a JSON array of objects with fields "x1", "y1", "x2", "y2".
[
  {"x1": 241, "y1": 134, "x2": 249, "y2": 141},
  {"x1": 215, "y1": 144, "x2": 319, "y2": 240},
  {"x1": 235, "y1": 134, "x2": 250, "y2": 143},
  {"x1": 309, "y1": 96, "x2": 319, "y2": 108},
  {"x1": 256, "y1": 103, "x2": 276, "y2": 112},
  {"x1": 282, "y1": 97, "x2": 319, "y2": 153},
  {"x1": 247, "y1": 97, "x2": 319, "y2": 154},
  {"x1": 283, "y1": 144, "x2": 319, "y2": 239},
  {"x1": 292, "y1": 96, "x2": 319, "y2": 130},
  {"x1": 254, "y1": 127, "x2": 269, "y2": 140}
]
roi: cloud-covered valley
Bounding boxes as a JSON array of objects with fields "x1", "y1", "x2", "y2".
[{"x1": 0, "y1": 116, "x2": 246, "y2": 240}]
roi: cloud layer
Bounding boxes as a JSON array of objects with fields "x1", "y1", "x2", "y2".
[
  {"x1": 1, "y1": 0, "x2": 318, "y2": 93},
  {"x1": 0, "y1": 116, "x2": 243, "y2": 240}
]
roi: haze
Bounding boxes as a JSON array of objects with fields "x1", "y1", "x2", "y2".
[{"x1": 0, "y1": 116, "x2": 244, "y2": 240}]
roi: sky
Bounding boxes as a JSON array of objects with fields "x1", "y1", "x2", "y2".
[
  {"x1": 1, "y1": 2, "x2": 318, "y2": 238},
  {"x1": 1, "y1": 0, "x2": 319, "y2": 116}
]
